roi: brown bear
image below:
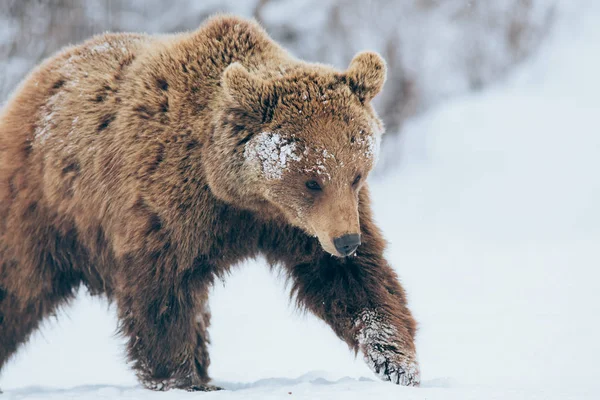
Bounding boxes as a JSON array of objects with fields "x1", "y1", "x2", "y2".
[{"x1": 0, "y1": 15, "x2": 419, "y2": 391}]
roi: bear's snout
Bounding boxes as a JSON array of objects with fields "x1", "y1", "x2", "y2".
[{"x1": 333, "y1": 233, "x2": 361, "y2": 257}]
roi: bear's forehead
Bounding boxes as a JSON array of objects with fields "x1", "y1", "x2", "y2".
[{"x1": 244, "y1": 125, "x2": 381, "y2": 181}]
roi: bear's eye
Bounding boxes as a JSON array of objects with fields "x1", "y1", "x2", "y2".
[
  {"x1": 352, "y1": 174, "x2": 362, "y2": 187},
  {"x1": 305, "y1": 180, "x2": 322, "y2": 192}
]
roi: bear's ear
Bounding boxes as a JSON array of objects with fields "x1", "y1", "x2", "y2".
[
  {"x1": 344, "y1": 51, "x2": 387, "y2": 104},
  {"x1": 222, "y1": 63, "x2": 269, "y2": 119}
]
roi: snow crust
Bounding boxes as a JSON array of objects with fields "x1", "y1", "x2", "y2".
[
  {"x1": 355, "y1": 132, "x2": 380, "y2": 165},
  {"x1": 244, "y1": 132, "x2": 301, "y2": 180}
]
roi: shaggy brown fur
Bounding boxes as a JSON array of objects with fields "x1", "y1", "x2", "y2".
[{"x1": 0, "y1": 15, "x2": 419, "y2": 390}]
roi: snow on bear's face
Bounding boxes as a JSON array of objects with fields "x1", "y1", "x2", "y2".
[{"x1": 220, "y1": 52, "x2": 386, "y2": 257}]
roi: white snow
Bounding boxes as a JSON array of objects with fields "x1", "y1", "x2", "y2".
[
  {"x1": 302, "y1": 147, "x2": 334, "y2": 181},
  {"x1": 2, "y1": 2, "x2": 600, "y2": 399},
  {"x1": 33, "y1": 89, "x2": 63, "y2": 144},
  {"x1": 354, "y1": 132, "x2": 380, "y2": 165},
  {"x1": 244, "y1": 132, "x2": 301, "y2": 180},
  {"x1": 89, "y1": 42, "x2": 112, "y2": 53}
]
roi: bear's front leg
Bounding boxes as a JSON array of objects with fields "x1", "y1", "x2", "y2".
[
  {"x1": 114, "y1": 264, "x2": 219, "y2": 391},
  {"x1": 287, "y1": 252, "x2": 420, "y2": 386},
  {"x1": 278, "y1": 210, "x2": 420, "y2": 386}
]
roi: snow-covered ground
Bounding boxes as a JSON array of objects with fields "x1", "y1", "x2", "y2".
[{"x1": 2, "y1": 2, "x2": 600, "y2": 399}]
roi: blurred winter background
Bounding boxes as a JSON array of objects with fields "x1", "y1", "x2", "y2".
[
  {"x1": 1, "y1": 1, "x2": 599, "y2": 399},
  {"x1": 1, "y1": 0, "x2": 556, "y2": 139}
]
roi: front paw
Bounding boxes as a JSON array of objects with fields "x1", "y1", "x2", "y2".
[
  {"x1": 142, "y1": 378, "x2": 223, "y2": 392},
  {"x1": 363, "y1": 344, "x2": 420, "y2": 386},
  {"x1": 139, "y1": 373, "x2": 222, "y2": 392},
  {"x1": 355, "y1": 310, "x2": 420, "y2": 387}
]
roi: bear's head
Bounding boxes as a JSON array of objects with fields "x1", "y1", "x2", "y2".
[{"x1": 205, "y1": 52, "x2": 386, "y2": 257}]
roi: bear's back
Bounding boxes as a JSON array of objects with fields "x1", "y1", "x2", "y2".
[
  {"x1": 0, "y1": 32, "x2": 155, "y2": 232},
  {"x1": 0, "y1": 16, "x2": 286, "y2": 268}
]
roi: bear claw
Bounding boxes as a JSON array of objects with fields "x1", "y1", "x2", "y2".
[{"x1": 368, "y1": 354, "x2": 420, "y2": 387}]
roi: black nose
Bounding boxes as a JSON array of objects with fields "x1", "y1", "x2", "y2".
[{"x1": 333, "y1": 234, "x2": 361, "y2": 256}]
